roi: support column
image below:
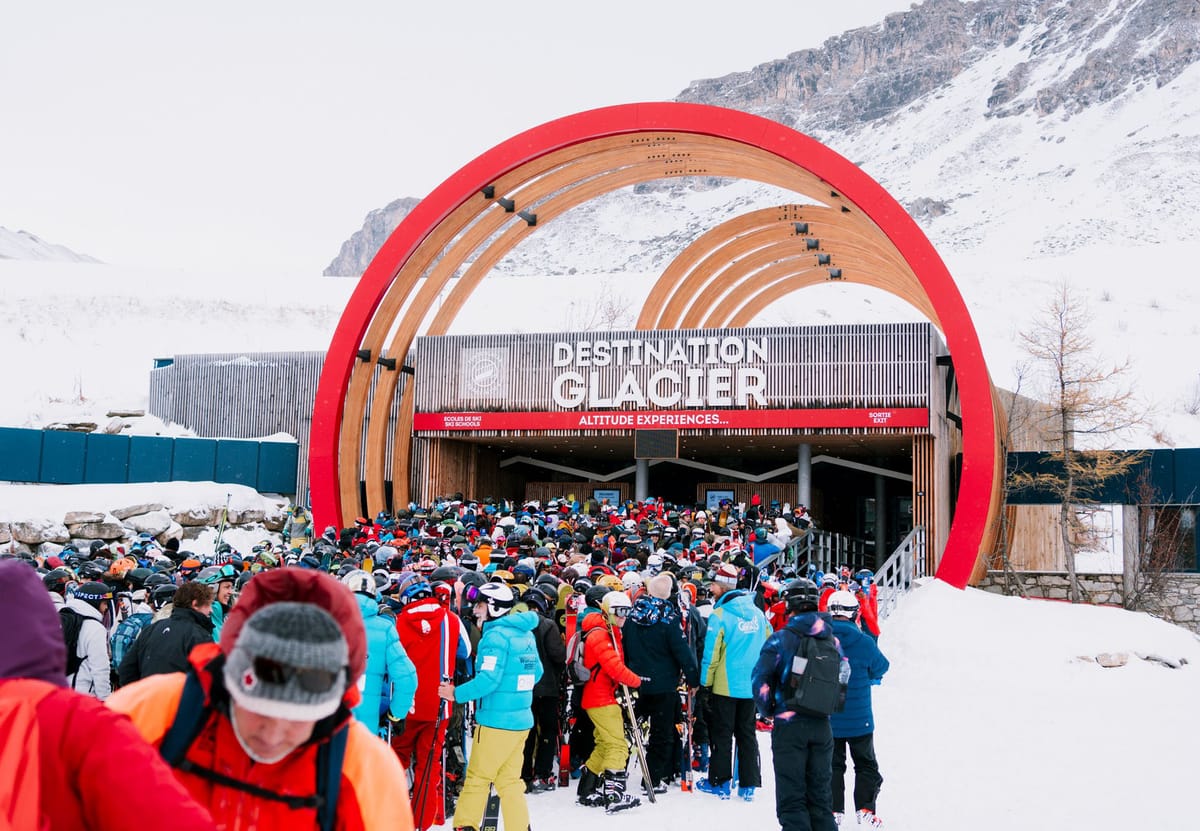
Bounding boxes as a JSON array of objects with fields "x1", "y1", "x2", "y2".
[
  {"x1": 635, "y1": 459, "x2": 650, "y2": 502},
  {"x1": 874, "y1": 474, "x2": 887, "y2": 568},
  {"x1": 797, "y1": 443, "x2": 812, "y2": 508}
]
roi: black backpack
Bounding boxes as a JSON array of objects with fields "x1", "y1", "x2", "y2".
[
  {"x1": 59, "y1": 608, "x2": 86, "y2": 680},
  {"x1": 782, "y1": 633, "x2": 848, "y2": 717}
]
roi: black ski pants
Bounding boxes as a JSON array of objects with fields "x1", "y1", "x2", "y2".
[
  {"x1": 832, "y1": 732, "x2": 882, "y2": 813},
  {"x1": 568, "y1": 684, "x2": 594, "y2": 771},
  {"x1": 634, "y1": 690, "x2": 679, "y2": 786},
  {"x1": 521, "y1": 695, "x2": 560, "y2": 780},
  {"x1": 708, "y1": 693, "x2": 760, "y2": 788},
  {"x1": 771, "y1": 715, "x2": 837, "y2": 831}
]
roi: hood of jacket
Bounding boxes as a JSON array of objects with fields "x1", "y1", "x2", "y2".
[
  {"x1": 629, "y1": 595, "x2": 680, "y2": 627},
  {"x1": 66, "y1": 595, "x2": 105, "y2": 622},
  {"x1": 354, "y1": 592, "x2": 380, "y2": 617},
  {"x1": 0, "y1": 560, "x2": 67, "y2": 685},
  {"x1": 784, "y1": 610, "x2": 835, "y2": 639},
  {"x1": 713, "y1": 589, "x2": 759, "y2": 621}
]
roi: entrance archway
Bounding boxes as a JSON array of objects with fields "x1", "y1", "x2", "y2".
[{"x1": 311, "y1": 102, "x2": 1002, "y2": 588}]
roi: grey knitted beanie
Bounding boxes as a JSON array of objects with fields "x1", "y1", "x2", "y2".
[{"x1": 223, "y1": 601, "x2": 349, "y2": 721}]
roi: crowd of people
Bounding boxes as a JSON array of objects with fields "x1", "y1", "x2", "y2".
[{"x1": 1, "y1": 492, "x2": 891, "y2": 831}]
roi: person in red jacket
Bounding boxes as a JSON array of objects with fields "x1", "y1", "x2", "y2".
[
  {"x1": 577, "y1": 591, "x2": 643, "y2": 813},
  {"x1": 0, "y1": 560, "x2": 215, "y2": 831},
  {"x1": 107, "y1": 568, "x2": 412, "y2": 831},
  {"x1": 393, "y1": 577, "x2": 470, "y2": 831}
]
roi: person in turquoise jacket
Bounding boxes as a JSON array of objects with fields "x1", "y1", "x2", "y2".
[
  {"x1": 438, "y1": 582, "x2": 542, "y2": 831},
  {"x1": 698, "y1": 576, "x2": 770, "y2": 801},
  {"x1": 342, "y1": 571, "x2": 417, "y2": 733}
]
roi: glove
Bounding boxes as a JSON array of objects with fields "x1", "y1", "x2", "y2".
[{"x1": 386, "y1": 712, "x2": 406, "y2": 735}]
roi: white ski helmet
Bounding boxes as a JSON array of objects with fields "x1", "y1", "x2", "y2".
[
  {"x1": 620, "y1": 571, "x2": 644, "y2": 591},
  {"x1": 342, "y1": 569, "x2": 376, "y2": 597},
  {"x1": 601, "y1": 590, "x2": 633, "y2": 622},
  {"x1": 645, "y1": 553, "x2": 665, "y2": 576},
  {"x1": 474, "y1": 581, "x2": 516, "y2": 618},
  {"x1": 828, "y1": 589, "x2": 860, "y2": 619}
]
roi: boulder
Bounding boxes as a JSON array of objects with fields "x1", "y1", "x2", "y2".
[
  {"x1": 172, "y1": 507, "x2": 220, "y2": 527},
  {"x1": 5, "y1": 541, "x2": 33, "y2": 555},
  {"x1": 236, "y1": 509, "x2": 266, "y2": 525},
  {"x1": 1095, "y1": 652, "x2": 1128, "y2": 668},
  {"x1": 123, "y1": 510, "x2": 172, "y2": 537},
  {"x1": 67, "y1": 521, "x2": 127, "y2": 540},
  {"x1": 38, "y1": 542, "x2": 65, "y2": 558},
  {"x1": 64, "y1": 511, "x2": 106, "y2": 525},
  {"x1": 102, "y1": 418, "x2": 127, "y2": 435},
  {"x1": 0, "y1": 523, "x2": 10, "y2": 544},
  {"x1": 224, "y1": 509, "x2": 242, "y2": 525},
  {"x1": 156, "y1": 521, "x2": 184, "y2": 545},
  {"x1": 12, "y1": 521, "x2": 70, "y2": 545},
  {"x1": 106, "y1": 408, "x2": 145, "y2": 418},
  {"x1": 263, "y1": 506, "x2": 288, "y2": 532},
  {"x1": 113, "y1": 503, "x2": 165, "y2": 521}
]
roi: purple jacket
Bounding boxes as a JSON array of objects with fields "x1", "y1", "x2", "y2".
[{"x1": 0, "y1": 560, "x2": 67, "y2": 686}]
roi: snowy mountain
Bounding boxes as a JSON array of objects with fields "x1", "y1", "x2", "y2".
[
  {"x1": 316, "y1": 0, "x2": 1200, "y2": 444},
  {"x1": 0, "y1": 226, "x2": 101, "y2": 264}
]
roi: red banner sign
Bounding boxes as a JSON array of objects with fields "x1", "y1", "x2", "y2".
[{"x1": 413, "y1": 407, "x2": 929, "y2": 432}]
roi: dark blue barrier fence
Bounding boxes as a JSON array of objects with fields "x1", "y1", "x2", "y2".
[{"x1": 0, "y1": 427, "x2": 298, "y2": 494}]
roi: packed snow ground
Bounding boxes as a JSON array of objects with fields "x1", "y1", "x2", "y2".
[{"x1": 522, "y1": 580, "x2": 1200, "y2": 831}]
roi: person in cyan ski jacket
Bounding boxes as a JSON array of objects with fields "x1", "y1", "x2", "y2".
[
  {"x1": 343, "y1": 570, "x2": 417, "y2": 732},
  {"x1": 107, "y1": 568, "x2": 413, "y2": 831},
  {"x1": 697, "y1": 580, "x2": 770, "y2": 800},
  {"x1": 438, "y1": 582, "x2": 542, "y2": 831},
  {"x1": 0, "y1": 560, "x2": 216, "y2": 831}
]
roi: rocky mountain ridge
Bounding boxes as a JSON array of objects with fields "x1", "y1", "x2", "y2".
[
  {"x1": 0, "y1": 226, "x2": 100, "y2": 264},
  {"x1": 324, "y1": 0, "x2": 1200, "y2": 278}
]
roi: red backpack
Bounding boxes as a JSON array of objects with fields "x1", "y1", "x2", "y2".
[{"x1": 0, "y1": 678, "x2": 57, "y2": 831}]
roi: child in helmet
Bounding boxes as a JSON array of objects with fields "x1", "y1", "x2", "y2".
[{"x1": 577, "y1": 590, "x2": 643, "y2": 813}]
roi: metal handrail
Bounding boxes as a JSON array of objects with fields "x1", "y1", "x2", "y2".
[{"x1": 874, "y1": 526, "x2": 926, "y2": 620}]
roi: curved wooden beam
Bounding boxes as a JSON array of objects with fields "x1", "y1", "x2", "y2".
[{"x1": 312, "y1": 103, "x2": 1001, "y2": 589}]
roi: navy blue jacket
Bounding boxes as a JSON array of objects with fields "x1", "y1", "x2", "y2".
[
  {"x1": 829, "y1": 617, "x2": 889, "y2": 738},
  {"x1": 623, "y1": 597, "x2": 700, "y2": 694}
]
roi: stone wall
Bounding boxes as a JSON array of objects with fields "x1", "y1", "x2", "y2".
[
  {"x1": 976, "y1": 571, "x2": 1200, "y2": 634},
  {"x1": 0, "y1": 497, "x2": 289, "y2": 559}
]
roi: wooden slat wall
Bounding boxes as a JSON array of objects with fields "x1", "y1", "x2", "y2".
[
  {"x1": 1003, "y1": 504, "x2": 1067, "y2": 570},
  {"x1": 148, "y1": 351, "x2": 326, "y2": 501},
  {"x1": 693, "y1": 482, "x2": 800, "y2": 512}
]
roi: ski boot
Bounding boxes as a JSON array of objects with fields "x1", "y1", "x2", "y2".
[
  {"x1": 695, "y1": 777, "x2": 731, "y2": 800},
  {"x1": 530, "y1": 777, "x2": 556, "y2": 794},
  {"x1": 737, "y1": 785, "x2": 756, "y2": 802},
  {"x1": 641, "y1": 777, "x2": 668, "y2": 795},
  {"x1": 692, "y1": 743, "x2": 710, "y2": 773},
  {"x1": 603, "y1": 770, "x2": 641, "y2": 813},
  {"x1": 577, "y1": 767, "x2": 604, "y2": 807},
  {"x1": 856, "y1": 809, "x2": 883, "y2": 828}
]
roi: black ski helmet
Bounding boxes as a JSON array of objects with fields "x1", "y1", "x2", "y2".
[{"x1": 782, "y1": 578, "x2": 820, "y2": 613}]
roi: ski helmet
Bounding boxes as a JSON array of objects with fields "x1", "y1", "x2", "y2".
[
  {"x1": 828, "y1": 589, "x2": 860, "y2": 619},
  {"x1": 341, "y1": 569, "x2": 376, "y2": 597},
  {"x1": 601, "y1": 590, "x2": 632, "y2": 622},
  {"x1": 782, "y1": 578, "x2": 820, "y2": 613},
  {"x1": 74, "y1": 581, "x2": 114, "y2": 610},
  {"x1": 620, "y1": 571, "x2": 644, "y2": 591},
  {"x1": 473, "y1": 582, "x2": 515, "y2": 618}
]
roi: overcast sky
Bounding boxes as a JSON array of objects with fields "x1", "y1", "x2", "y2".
[{"x1": 1, "y1": 1, "x2": 914, "y2": 274}]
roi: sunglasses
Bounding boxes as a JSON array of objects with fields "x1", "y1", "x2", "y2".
[{"x1": 252, "y1": 656, "x2": 341, "y2": 694}]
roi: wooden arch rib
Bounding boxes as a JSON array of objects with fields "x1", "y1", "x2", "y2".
[
  {"x1": 361, "y1": 142, "x2": 858, "y2": 510},
  {"x1": 312, "y1": 103, "x2": 1001, "y2": 589}
]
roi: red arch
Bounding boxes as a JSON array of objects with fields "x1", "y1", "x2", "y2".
[{"x1": 311, "y1": 102, "x2": 995, "y2": 588}]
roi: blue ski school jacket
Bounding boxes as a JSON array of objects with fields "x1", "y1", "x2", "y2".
[
  {"x1": 700, "y1": 589, "x2": 770, "y2": 698},
  {"x1": 829, "y1": 617, "x2": 889, "y2": 738},
  {"x1": 352, "y1": 593, "x2": 418, "y2": 729},
  {"x1": 453, "y1": 609, "x2": 543, "y2": 731},
  {"x1": 751, "y1": 610, "x2": 842, "y2": 721}
]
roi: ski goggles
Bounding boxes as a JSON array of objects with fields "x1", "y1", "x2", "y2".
[
  {"x1": 252, "y1": 656, "x2": 342, "y2": 694},
  {"x1": 611, "y1": 605, "x2": 632, "y2": 619}
]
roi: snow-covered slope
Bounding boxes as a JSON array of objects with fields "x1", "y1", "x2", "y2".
[
  {"x1": 523, "y1": 579, "x2": 1200, "y2": 831},
  {"x1": 0, "y1": 226, "x2": 100, "y2": 263}
]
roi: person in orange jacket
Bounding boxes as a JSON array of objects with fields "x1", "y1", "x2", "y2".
[
  {"x1": 0, "y1": 560, "x2": 216, "y2": 831},
  {"x1": 107, "y1": 568, "x2": 412, "y2": 831},
  {"x1": 577, "y1": 590, "x2": 643, "y2": 812}
]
